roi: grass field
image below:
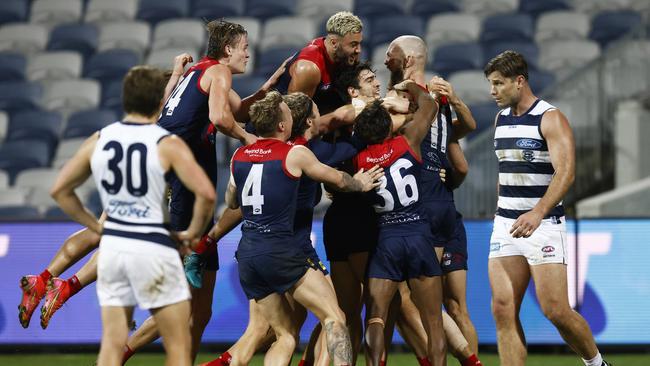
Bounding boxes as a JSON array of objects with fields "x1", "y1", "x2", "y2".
[{"x1": 1, "y1": 353, "x2": 648, "y2": 365}]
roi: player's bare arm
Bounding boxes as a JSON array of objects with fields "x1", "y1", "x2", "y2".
[
  {"x1": 286, "y1": 145, "x2": 382, "y2": 192},
  {"x1": 162, "y1": 53, "x2": 194, "y2": 104},
  {"x1": 396, "y1": 80, "x2": 437, "y2": 154},
  {"x1": 429, "y1": 76, "x2": 477, "y2": 139},
  {"x1": 287, "y1": 59, "x2": 321, "y2": 97},
  {"x1": 225, "y1": 175, "x2": 239, "y2": 210},
  {"x1": 510, "y1": 109, "x2": 575, "y2": 238},
  {"x1": 446, "y1": 139, "x2": 469, "y2": 189},
  {"x1": 159, "y1": 135, "x2": 216, "y2": 246},
  {"x1": 50, "y1": 133, "x2": 102, "y2": 235}
]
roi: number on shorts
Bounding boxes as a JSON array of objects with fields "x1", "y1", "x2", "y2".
[
  {"x1": 374, "y1": 158, "x2": 418, "y2": 212},
  {"x1": 242, "y1": 164, "x2": 265, "y2": 215},
  {"x1": 164, "y1": 71, "x2": 195, "y2": 116}
]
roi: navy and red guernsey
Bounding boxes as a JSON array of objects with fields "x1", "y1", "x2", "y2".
[
  {"x1": 420, "y1": 96, "x2": 454, "y2": 202},
  {"x1": 354, "y1": 136, "x2": 428, "y2": 236},
  {"x1": 232, "y1": 139, "x2": 301, "y2": 258},
  {"x1": 275, "y1": 37, "x2": 346, "y2": 114}
]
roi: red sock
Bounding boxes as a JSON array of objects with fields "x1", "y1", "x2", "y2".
[
  {"x1": 194, "y1": 235, "x2": 216, "y2": 255},
  {"x1": 417, "y1": 357, "x2": 432, "y2": 366},
  {"x1": 39, "y1": 269, "x2": 52, "y2": 283},
  {"x1": 122, "y1": 344, "x2": 135, "y2": 365},
  {"x1": 461, "y1": 354, "x2": 482, "y2": 366},
  {"x1": 379, "y1": 361, "x2": 386, "y2": 366},
  {"x1": 67, "y1": 275, "x2": 82, "y2": 296},
  {"x1": 298, "y1": 360, "x2": 313, "y2": 366}
]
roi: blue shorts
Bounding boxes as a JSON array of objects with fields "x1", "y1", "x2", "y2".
[
  {"x1": 421, "y1": 200, "x2": 456, "y2": 247},
  {"x1": 304, "y1": 245, "x2": 329, "y2": 276},
  {"x1": 442, "y1": 212, "x2": 468, "y2": 273},
  {"x1": 367, "y1": 231, "x2": 442, "y2": 281}
]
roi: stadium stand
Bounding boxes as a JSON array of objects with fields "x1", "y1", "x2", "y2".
[
  {"x1": 354, "y1": 0, "x2": 408, "y2": 18},
  {"x1": 368, "y1": 15, "x2": 425, "y2": 49},
  {"x1": 63, "y1": 109, "x2": 117, "y2": 139},
  {"x1": 0, "y1": 81, "x2": 42, "y2": 112},
  {"x1": 535, "y1": 11, "x2": 590, "y2": 43},
  {"x1": 84, "y1": 0, "x2": 138, "y2": 24},
  {"x1": 0, "y1": 52, "x2": 27, "y2": 81},
  {"x1": 29, "y1": 0, "x2": 82, "y2": 27},
  {"x1": 0, "y1": 0, "x2": 29, "y2": 26},
  {"x1": 411, "y1": 0, "x2": 460, "y2": 19},
  {"x1": 136, "y1": 0, "x2": 189, "y2": 25},
  {"x1": 43, "y1": 79, "x2": 101, "y2": 117},
  {"x1": 0, "y1": 139, "x2": 51, "y2": 184},
  {"x1": 0, "y1": 23, "x2": 47, "y2": 55},
  {"x1": 47, "y1": 23, "x2": 99, "y2": 57},
  {"x1": 152, "y1": 19, "x2": 205, "y2": 51},
  {"x1": 27, "y1": 51, "x2": 83, "y2": 82},
  {"x1": 98, "y1": 21, "x2": 151, "y2": 56},
  {"x1": 260, "y1": 16, "x2": 317, "y2": 51},
  {"x1": 84, "y1": 49, "x2": 140, "y2": 83},
  {"x1": 245, "y1": 0, "x2": 297, "y2": 20},
  {"x1": 191, "y1": 0, "x2": 244, "y2": 19},
  {"x1": 0, "y1": 111, "x2": 7, "y2": 142},
  {"x1": 430, "y1": 42, "x2": 484, "y2": 78},
  {"x1": 425, "y1": 13, "x2": 481, "y2": 50}
]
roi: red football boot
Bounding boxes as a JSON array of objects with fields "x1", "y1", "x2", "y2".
[
  {"x1": 40, "y1": 278, "x2": 72, "y2": 329},
  {"x1": 18, "y1": 275, "x2": 47, "y2": 328}
]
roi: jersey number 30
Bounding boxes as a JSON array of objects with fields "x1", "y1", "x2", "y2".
[
  {"x1": 242, "y1": 164, "x2": 265, "y2": 215},
  {"x1": 101, "y1": 141, "x2": 148, "y2": 197},
  {"x1": 375, "y1": 158, "x2": 418, "y2": 212}
]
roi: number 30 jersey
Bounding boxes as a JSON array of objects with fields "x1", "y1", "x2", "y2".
[
  {"x1": 231, "y1": 139, "x2": 301, "y2": 258},
  {"x1": 90, "y1": 122, "x2": 174, "y2": 247},
  {"x1": 354, "y1": 136, "x2": 428, "y2": 236}
]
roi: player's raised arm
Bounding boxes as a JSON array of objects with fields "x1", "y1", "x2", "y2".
[
  {"x1": 428, "y1": 76, "x2": 477, "y2": 139},
  {"x1": 207, "y1": 65, "x2": 255, "y2": 144},
  {"x1": 287, "y1": 59, "x2": 321, "y2": 97},
  {"x1": 162, "y1": 53, "x2": 194, "y2": 104},
  {"x1": 50, "y1": 133, "x2": 102, "y2": 234}
]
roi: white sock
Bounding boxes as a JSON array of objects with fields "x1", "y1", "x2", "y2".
[{"x1": 582, "y1": 352, "x2": 603, "y2": 366}]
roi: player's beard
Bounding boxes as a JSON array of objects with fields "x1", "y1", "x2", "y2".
[
  {"x1": 389, "y1": 68, "x2": 404, "y2": 89},
  {"x1": 333, "y1": 44, "x2": 358, "y2": 68}
]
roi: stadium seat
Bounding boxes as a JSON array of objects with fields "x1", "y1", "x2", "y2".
[
  {"x1": 466, "y1": 101, "x2": 500, "y2": 136},
  {"x1": 481, "y1": 13, "x2": 535, "y2": 44},
  {"x1": 0, "y1": 139, "x2": 51, "y2": 183},
  {"x1": 430, "y1": 42, "x2": 484, "y2": 78},
  {"x1": 98, "y1": 21, "x2": 151, "y2": 56},
  {"x1": 7, "y1": 110, "x2": 62, "y2": 152},
  {"x1": 0, "y1": 0, "x2": 29, "y2": 26},
  {"x1": 260, "y1": 17, "x2": 317, "y2": 51},
  {"x1": 48, "y1": 23, "x2": 99, "y2": 58},
  {"x1": 0, "y1": 23, "x2": 48, "y2": 55},
  {"x1": 297, "y1": 0, "x2": 353, "y2": 21},
  {"x1": 27, "y1": 51, "x2": 83, "y2": 82},
  {"x1": 137, "y1": 0, "x2": 189, "y2": 25},
  {"x1": 368, "y1": 16, "x2": 424, "y2": 49},
  {"x1": 232, "y1": 75, "x2": 267, "y2": 98},
  {"x1": 84, "y1": 49, "x2": 140, "y2": 83},
  {"x1": 225, "y1": 17, "x2": 262, "y2": 46},
  {"x1": 30, "y1": 0, "x2": 82, "y2": 27},
  {"x1": 589, "y1": 10, "x2": 643, "y2": 47},
  {"x1": 85, "y1": 0, "x2": 138, "y2": 24},
  {"x1": 519, "y1": 0, "x2": 571, "y2": 17},
  {"x1": 571, "y1": 0, "x2": 632, "y2": 16},
  {"x1": 153, "y1": 19, "x2": 206, "y2": 51},
  {"x1": 146, "y1": 47, "x2": 199, "y2": 69},
  {"x1": 192, "y1": 0, "x2": 245, "y2": 19},
  {"x1": 0, "y1": 170, "x2": 8, "y2": 189},
  {"x1": 448, "y1": 70, "x2": 492, "y2": 105},
  {"x1": 45, "y1": 205, "x2": 69, "y2": 220},
  {"x1": 16, "y1": 168, "x2": 59, "y2": 190},
  {"x1": 63, "y1": 109, "x2": 117, "y2": 138},
  {"x1": 53, "y1": 137, "x2": 86, "y2": 167},
  {"x1": 0, "y1": 188, "x2": 29, "y2": 205},
  {"x1": 535, "y1": 11, "x2": 590, "y2": 44},
  {"x1": 0, "y1": 205, "x2": 42, "y2": 220},
  {"x1": 528, "y1": 69, "x2": 556, "y2": 94},
  {"x1": 411, "y1": 0, "x2": 460, "y2": 19},
  {"x1": 0, "y1": 52, "x2": 26, "y2": 81},
  {"x1": 0, "y1": 111, "x2": 7, "y2": 142},
  {"x1": 256, "y1": 46, "x2": 300, "y2": 78},
  {"x1": 426, "y1": 14, "x2": 481, "y2": 51},
  {"x1": 603, "y1": 40, "x2": 650, "y2": 99},
  {"x1": 100, "y1": 79, "x2": 123, "y2": 115},
  {"x1": 539, "y1": 40, "x2": 601, "y2": 80},
  {"x1": 462, "y1": 0, "x2": 519, "y2": 17},
  {"x1": 0, "y1": 81, "x2": 42, "y2": 112},
  {"x1": 354, "y1": 0, "x2": 408, "y2": 18},
  {"x1": 43, "y1": 79, "x2": 101, "y2": 116},
  {"x1": 245, "y1": 0, "x2": 297, "y2": 19},
  {"x1": 483, "y1": 41, "x2": 539, "y2": 70}
]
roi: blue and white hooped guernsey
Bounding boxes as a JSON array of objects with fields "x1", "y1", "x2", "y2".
[{"x1": 493, "y1": 99, "x2": 564, "y2": 220}]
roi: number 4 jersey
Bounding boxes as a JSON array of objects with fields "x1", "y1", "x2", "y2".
[{"x1": 90, "y1": 121, "x2": 174, "y2": 248}]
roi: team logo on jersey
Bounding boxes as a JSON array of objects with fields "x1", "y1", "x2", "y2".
[
  {"x1": 523, "y1": 150, "x2": 535, "y2": 162},
  {"x1": 516, "y1": 139, "x2": 542, "y2": 149}
]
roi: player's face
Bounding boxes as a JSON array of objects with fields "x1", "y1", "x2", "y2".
[
  {"x1": 385, "y1": 43, "x2": 405, "y2": 86},
  {"x1": 334, "y1": 32, "x2": 362, "y2": 66},
  {"x1": 279, "y1": 101, "x2": 293, "y2": 141},
  {"x1": 487, "y1": 71, "x2": 521, "y2": 108},
  {"x1": 356, "y1": 69, "x2": 381, "y2": 99},
  {"x1": 228, "y1": 35, "x2": 250, "y2": 74},
  {"x1": 307, "y1": 103, "x2": 321, "y2": 136}
]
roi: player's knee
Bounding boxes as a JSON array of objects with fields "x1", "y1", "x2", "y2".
[
  {"x1": 277, "y1": 332, "x2": 297, "y2": 351},
  {"x1": 491, "y1": 297, "x2": 515, "y2": 322},
  {"x1": 540, "y1": 300, "x2": 571, "y2": 325},
  {"x1": 444, "y1": 298, "x2": 464, "y2": 318}
]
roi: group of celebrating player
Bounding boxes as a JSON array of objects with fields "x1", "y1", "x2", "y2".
[{"x1": 18, "y1": 10, "x2": 611, "y2": 366}]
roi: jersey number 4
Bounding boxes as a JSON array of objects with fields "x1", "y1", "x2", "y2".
[
  {"x1": 242, "y1": 164, "x2": 265, "y2": 215},
  {"x1": 164, "y1": 71, "x2": 195, "y2": 117},
  {"x1": 101, "y1": 141, "x2": 148, "y2": 197},
  {"x1": 375, "y1": 158, "x2": 419, "y2": 212}
]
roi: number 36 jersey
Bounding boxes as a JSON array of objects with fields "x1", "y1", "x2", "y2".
[
  {"x1": 354, "y1": 136, "x2": 428, "y2": 236},
  {"x1": 231, "y1": 139, "x2": 301, "y2": 259},
  {"x1": 90, "y1": 121, "x2": 174, "y2": 247}
]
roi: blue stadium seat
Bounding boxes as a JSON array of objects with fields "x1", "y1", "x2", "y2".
[
  {"x1": 84, "y1": 49, "x2": 140, "y2": 83},
  {"x1": 7, "y1": 110, "x2": 62, "y2": 154},
  {"x1": 137, "y1": 0, "x2": 189, "y2": 24},
  {"x1": 0, "y1": 205, "x2": 42, "y2": 220},
  {"x1": 86, "y1": 190, "x2": 103, "y2": 216},
  {"x1": 480, "y1": 13, "x2": 535, "y2": 44},
  {"x1": 483, "y1": 42, "x2": 539, "y2": 70},
  {"x1": 0, "y1": 0, "x2": 29, "y2": 25},
  {"x1": 256, "y1": 46, "x2": 299, "y2": 77},
  {"x1": 354, "y1": 0, "x2": 408, "y2": 18},
  {"x1": 528, "y1": 70, "x2": 556, "y2": 94},
  {"x1": 0, "y1": 139, "x2": 51, "y2": 183},
  {"x1": 0, "y1": 81, "x2": 42, "y2": 112},
  {"x1": 63, "y1": 109, "x2": 117, "y2": 138},
  {"x1": 192, "y1": 0, "x2": 244, "y2": 19},
  {"x1": 589, "y1": 10, "x2": 643, "y2": 47},
  {"x1": 45, "y1": 205, "x2": 69, "y2": 220},
  {"x1": 47, "y1": 23, "x2": 99, "y2": 58},
  {"x1": 101, "y1": 79, "x2": 123, "y2": 116},
  {"x1": 519, "y1": 0, "x2": 570, "y2": 18},
  {"x1": 411, "y1": 0, "x2": 460, "y2": 19},
  {"x1": 466, "y1": 102, "x2": 500, "y2": 137},
  {"x1": 430, "y1": 42, "x2": 483, "y2": 78},
  {"x1": 232, "y1": 75, "x2": 267, "y2": 98},
  {"x1": 0, "y1": 52, "x2": 26, "y2": 81},
  {"x1": 245, "y1": 0, "x2": 296, "y2": 19},
  {"x1": 369, "y1": 16, "x2": 425, "y2": 49}
]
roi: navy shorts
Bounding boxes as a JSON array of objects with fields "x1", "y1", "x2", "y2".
[
  {"x1": 323, "y1": 198, "x2": 378, "y2": 261},
  {"x1": 421, "y1": 200, "x2": 457, "y2": 247},
  {"x1": 442, "y1": 212, "x2": 468, "y2": 273},
  {"x1": 367, "y1": 232, "x2": 442, "y2": 281},
  {"x1": 237, "y1": 251, "x2": 317, "y2": 300},
  {"x1": 305, "y1": 245, "x2": 329, "y2": 276}
]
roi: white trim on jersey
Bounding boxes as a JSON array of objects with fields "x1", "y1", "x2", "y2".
[
  {"x1": 494, "y1": 125, "x2": 542, "y2": 139},
  {"x1": 103, "y1": 221, "x2": 170, "y2": 235},
  {"x1": 499, "y1": 172, "x2": 554, "y2": 186},
  {"x1": 497, "y1": 196, "x2": 541, "y2": 210},
  {"x1": 529, "y1": 100, "x2": 556, "y2": 116}
]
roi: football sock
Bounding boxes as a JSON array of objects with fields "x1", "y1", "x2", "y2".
[
  {"x1": 67, "y1": 275, "x2": 82, "y2": 296},
  {"x1": 40, "y1": 269, "x2": 52, "y2": 283},
  {"x1": 582, "y1": 352, "x2": 603, "y2": 366}
]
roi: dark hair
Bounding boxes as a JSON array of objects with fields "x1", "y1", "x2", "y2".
[
  {"x1": 353, "y1": 99, "x2": 392, "y2": 145},
  {"x1": 283, "y1": 92, "x2": 313, "y2": 140},
  {"x1": 206, "y1": 20, "x2": 247, "y2": 60},
  {"x1": 334, "y1": 61, "x2": 374, "y2": 103},
  {"x1": 249, "y1": 91, "x2": 284, "y2": 137},
  {"x1": 122, "y1": 65, "x2": 167, "y2": 117},
  {"x1": 484, "y1": 50, "x2": 528, "y2": 80}
]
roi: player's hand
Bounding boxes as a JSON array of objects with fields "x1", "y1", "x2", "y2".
[
  {"x1": 510, "y1": 210, "x2": 543, "y2": 238},
  {"x1": 173, "y1": 230, "x2": 200, "y2": 256},
  {"x1": 439, "y1": 168, "x2": 446, "y2": 182},
  {"x1": 393, "y1": 79, "x2": 416, "y2": 92},
  {"x1": 382, "y1": 96, "x2": 410, "y2": 114},
  {"x1": 261, "y1": 57, "x2": 291, "y2": 93},
  {"x1": 428, "y1": 76, "x2": 457, "y2": 104},
  {"x1": 243, "y1": 132, "x2": 258, "y2": 146},
  {"x1": 354, "y1": 165, "x2": 384, "y2": 192},
  {"x1": 172, "y1": 53, "x2": 193, "y2": 76}
]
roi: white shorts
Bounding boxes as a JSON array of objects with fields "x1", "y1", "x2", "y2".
[
  {"x1": 489, "y1": 215, "x2": 567, "y2": 265},
  {"x1": 97, "y1": 236, "x2": 191, "y2": 309}
]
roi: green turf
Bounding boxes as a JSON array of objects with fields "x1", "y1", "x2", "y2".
[{"x1": 0, "y1": 353, "x2": 648, "y2": 366}]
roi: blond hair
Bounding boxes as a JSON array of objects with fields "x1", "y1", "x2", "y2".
[
  {"x1": 326, "y1": 11, "x2": 363, "y2": 37},
  {"x1": 249, "y1": 91, "x2": 284, "y2": 137}
]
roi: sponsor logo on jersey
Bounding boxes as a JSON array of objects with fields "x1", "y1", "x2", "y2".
[
  {"x1": 516, "y1": 139, "x2": 542, "y2": 149},
  {"x1": 364, "y1": 149, "x2": 394, "y2": 164},
  {"x1": 106, "y1": 200, "x2": 151, "y2": 218}
]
